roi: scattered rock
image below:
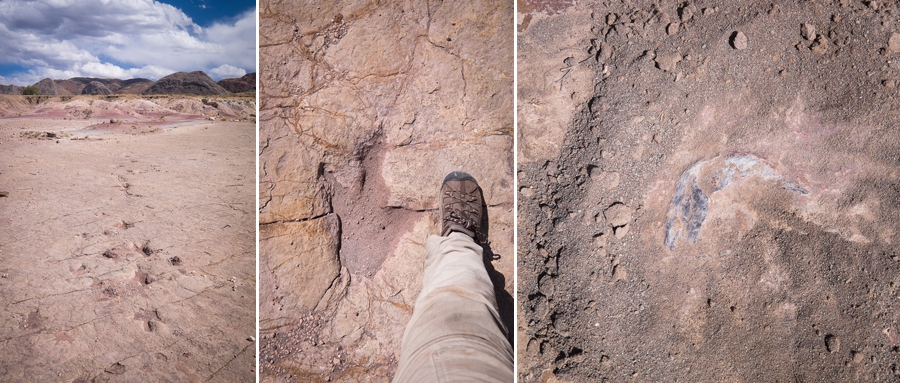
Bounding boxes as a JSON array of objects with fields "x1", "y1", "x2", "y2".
[
  {"x1": 889, "y1": 33, "x2": 900, "y2": 53},
  {"x1": 731, "y1": 31, "x2": 748, "y2": 50},
  {"x1": 169, "y1": 256, "x2": 182, "y2": 266},
  {"x1": 679, "y1": 6, "x2": 693, "y2": 22},
  {"x1": 667, "y1": 23, "x2": 679, "y2": 36},
  {"x1": 104, "y1": 362, "x2": 126, "y2": 375},
  {"x1": 802, "y1": 23, "x2": 817, "y2": 40},
  {"x1": 612, "y1": 264, "x2": 627, "y2": 281},
  {"x1": 825, "y1": 334, "x2": 840, "y2": 353},
  {"x1": 0, "y1": 191, "x2": 7, "y2": 197},
  {"x1": 603, "y1": 202, "x2": 633, "y2": 227},
  {"x1": 811, "y1": 35, "x2": 829, "y2": 55},
  {"x1": 655, "y1": 53, "x2": 682, "y2": 72}
]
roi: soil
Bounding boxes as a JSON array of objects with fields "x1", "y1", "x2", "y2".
[
  {"x1": 518, "y1": 0, "x2": 900, "y2": 381},
  {"x1": 0, "y1": 95, "x2": 256, "y2": 381}
]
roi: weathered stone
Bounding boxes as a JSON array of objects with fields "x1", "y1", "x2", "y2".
[
  {"x1": 518, "y1": 10, "x2": 594, "y2": 164},
  {"x1": 656, "y1": 53, "x2": 683, "y2": 71},
  {"x1": 889, "y1": 32, "x2": 900, "y2": 53},
  {"x1": 382, "y1": 135, "x2": 513, "y2": 209},
  {"x1": 604, "y1": 202, "x2": 633, "y2": 227},
  {"x1": 259, "y1": 214, "x2": 342, "y2": 324}
]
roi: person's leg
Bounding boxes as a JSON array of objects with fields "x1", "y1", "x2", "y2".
[{"x1": 392, "y1": 172, "x2": 513, "y2": 383}]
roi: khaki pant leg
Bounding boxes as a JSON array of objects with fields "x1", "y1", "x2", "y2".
[{"x1": 392, "y1": 233, "x2": 513, "y2": 383}]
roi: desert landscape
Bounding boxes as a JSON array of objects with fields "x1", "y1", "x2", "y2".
[
  {"x1": 0, "y1": 91, "x2": 256, "y2": 381},
  {"x1": 518, "y1": 0, "x2": 900, "y2": 381},
  {"x1": 258, "y1": 0, "x2": 513, "y2": 381}
]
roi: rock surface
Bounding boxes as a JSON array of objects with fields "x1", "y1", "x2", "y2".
[
  {"x1": 143, "y1": 71, "x2": 230, "y2": 95},
  {"x1": 518, "y1": 1, "x2": 900, "y2": 381},
  {"x1": 259, "y1": 0, "x2": 513, "y2": 381}
]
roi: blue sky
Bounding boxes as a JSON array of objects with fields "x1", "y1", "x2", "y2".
[{"x1": 0, "y1": 0, "x2": 256, "y2": 85}]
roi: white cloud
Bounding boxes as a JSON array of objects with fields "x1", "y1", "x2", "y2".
[
  {"x1": 209, "y1": 64, "x2": 246, "y2": 78},
  {"x1": 0, "y1": 0, "x2": 255, "y2": 85}
]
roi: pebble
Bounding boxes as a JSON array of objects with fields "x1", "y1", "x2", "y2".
[
  {"x1": 606, "y1": 14, "x2": 617, "y2": 25},
  {"x1": 825, "y1": 334, "x2": 840, "y2": 353},
  {"x1": 811, "y1": 35, "x2": 829, "y2": 55},
  {"x1": 889, "y1": 33, "x2": 900, "y2": 53},
  {"x1": 731, "y1": 31, "x2": 748, "y2": 50},
  {"x1": 802, "y1": 23, "x2": 816, "y2": 40},
  {"x1": 655, "y1": 53, "x2": 682, "y2": 71},
  {"x1": 667, "y1": 23, "x2": 679, "y2": 36},
  {"x1": 679, "y1": 6, "x2": 693, "y2": 22}
]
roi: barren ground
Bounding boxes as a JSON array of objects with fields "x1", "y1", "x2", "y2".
[
  {"x1": 518, "y1": 0, "x2": 900, "y2": 381},
  {"x1": 0, "y1": 95, "x2": 256, "y2": 382}
]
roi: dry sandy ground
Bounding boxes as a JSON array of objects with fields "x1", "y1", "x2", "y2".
[
  {"x1": 519, "y1": 0, "x2": 900, "y2": 381},
  {"x1": 0, "y1": 97, "x2": 255, "y2": 382}
]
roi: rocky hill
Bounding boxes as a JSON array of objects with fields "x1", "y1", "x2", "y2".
[
  {"x1": 0, "y1": 84, "x2": 22, "y2": 95},
  {"x1": 0, "y1": 72, "x2": 253, "y2": 96},
  {"x1": 142, "y1": 71, "x2": 229, "y2": 95},
  {"x1": 34, "y1": 78, "x2": 59, "y2": 96},
  {"x1": 218, "y1": 72, "x2": 255, "y2": 93}
]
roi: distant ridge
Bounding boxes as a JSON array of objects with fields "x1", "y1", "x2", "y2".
[
  {"x1": 142, "y1": 71, "x2": 229, "y2": 96},
  {"x1": 218, "y1": 72, "x2": 256, "y2": 93},
  {"x1": 0, "y1": 71, "x2": 255, "y2": 96}
]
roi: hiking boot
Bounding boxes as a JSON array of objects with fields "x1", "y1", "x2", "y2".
[{"x1": 439, "y1": 171, "x2": 483, "y2": 239}]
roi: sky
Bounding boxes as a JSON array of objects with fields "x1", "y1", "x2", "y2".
[{"x1": 0, "y1": 0, "x2": 256, "y2": 85}]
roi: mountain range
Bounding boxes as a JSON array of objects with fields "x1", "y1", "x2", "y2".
[{"x1": 0, "y1": 71, "x2": 255, "y2": 96}]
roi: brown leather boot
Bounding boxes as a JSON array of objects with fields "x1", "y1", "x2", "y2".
[{"x1": 439, "y1": 171, "x2": 483, "y2": 239}]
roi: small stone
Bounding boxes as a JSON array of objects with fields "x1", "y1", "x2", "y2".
[
  {"x1": 247, "y1": 336, "x2": 255, "y2": 342},
  {"x1": 606, "y1": 13, "x2": 617, "y2": 25},
  {"x1": 667, "y1": 23, "x2": 679, "y2": 36},
  {"x1": 802, "y1": 23, "x2": 816, "y2": 40},
  {"x1": 333, "y1": 357, "x2": 341, "y2": 365},
  {"x1": 889, "y1": 33, "x2": 900, "y2": 53},
  {"x1": 731, "y1": 31, "x2": 748, "y2": 50},
  {"x1": 604, "y1": 203, "x2": 633, "y2": 227},
  {"x1": 105, "y1": 362, "x2": 126, "y2": 375},
  {"x1": 612, "y1": 264, "x2": 627, "y2": 281},
  {"x1": 811, "y1": 35, "x2": 829, "y2": 55},
  {"x1": 679, "y1": 6, "x2": 693, "y2": 21},
  {"x1": 655, "y1": 53, "x2": 682, "y2": 72},
  {"x1": 613, "y1": 225, "x2": 629, "y2": 239},
  {"x1": 825, "y1": 334, "x2": 840, "y2": 353}
]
